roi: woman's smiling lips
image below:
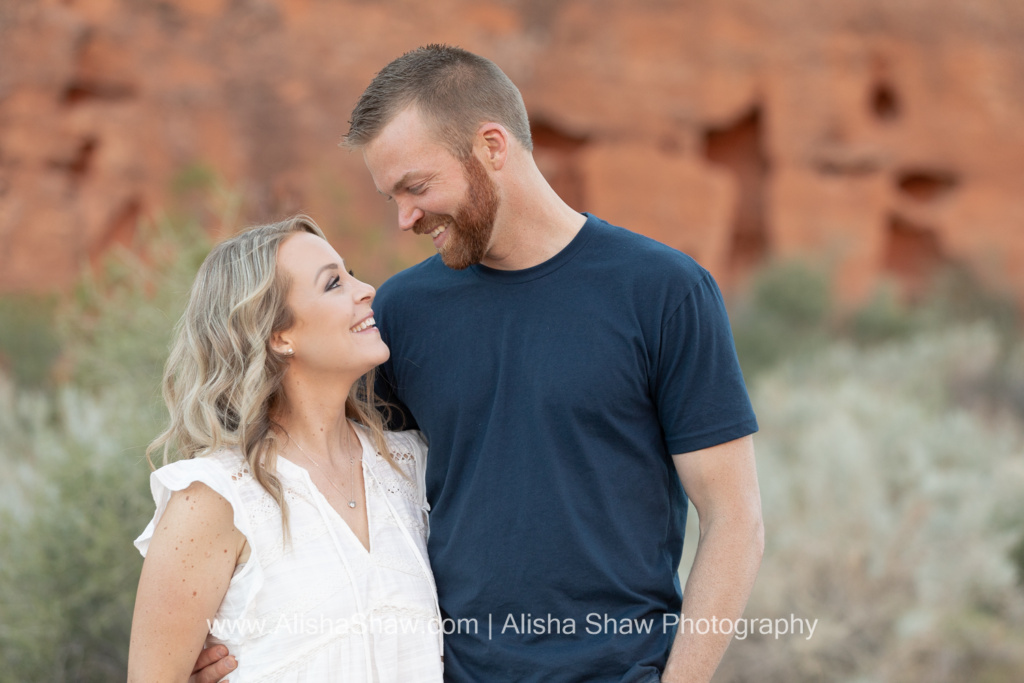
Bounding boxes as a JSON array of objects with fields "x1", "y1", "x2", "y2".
[{"x1": 350, "y1": 314, "x2": 377, "y2": 333}]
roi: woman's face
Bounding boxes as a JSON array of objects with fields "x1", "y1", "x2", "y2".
[{"x1": 274, "y1": 231, "x2": 390, "y2": 379}]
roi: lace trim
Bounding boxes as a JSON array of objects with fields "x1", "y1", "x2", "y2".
[
  {"x1": 367, "y1": 453, "x2": 419, "y2": 505},
  {"x1": 229, "y1": 464, "x2": 252, "y2": 481},
  {"x1": 389, "y1": 447, "x2": 416, "y2": 463}
]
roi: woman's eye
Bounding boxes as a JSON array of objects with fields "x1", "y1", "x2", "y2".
[
  {"x1": 347, "y1": 269, "x2": 354, "y2": 277},
  {"x1": 327, "y1": 275, "x2": 341, "y2": 291}
]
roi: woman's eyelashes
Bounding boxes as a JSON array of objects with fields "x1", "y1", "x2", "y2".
[{"x1": 325, "y1": 270, "x2": 355, "y2": 292}]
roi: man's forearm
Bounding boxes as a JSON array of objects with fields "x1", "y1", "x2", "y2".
[{"x1": 660, "y1": 512, "x2": 764, "y2": 683}]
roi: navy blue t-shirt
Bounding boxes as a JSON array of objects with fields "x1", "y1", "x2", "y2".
[{"x1": 373, "y1": 214, "x2": 757, "y2": 682}]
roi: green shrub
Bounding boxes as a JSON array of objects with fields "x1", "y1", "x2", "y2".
[
  {"x1": 732, "y1": 261, "x2": 1021, "y2": 382},
  {"x1": 848, "y1": 283, "x2": 917, "y2": 344},
  {"x1": 730, "y1": 261, "x2": 832, "y2": 379},
  {"x1": 0, "y1": 210, "x2": 212, "y2": 682},
  {"x1": 848, "y1": 267, "x2": 1019, "y2": 348},
  {"x1": 716, "y1": 324, "x2": 1024, "y2": 682},
  {"x1": 0, "y1": 295, "x2": 62, "y2": 388},
  {"x1": 0, "y1": 380, "x2": 154, "y2": 682},
  {"x1": 61, "y1": 213, "x2": 212, "y2": 396}
]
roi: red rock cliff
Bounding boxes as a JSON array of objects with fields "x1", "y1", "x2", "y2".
[{"x1": 2, "y1": 0, "x2": 1023, "y2": 301}]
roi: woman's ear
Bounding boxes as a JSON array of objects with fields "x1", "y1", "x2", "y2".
[{"x1": 270, "y1": 332, "x2": 294, "y2": 358}]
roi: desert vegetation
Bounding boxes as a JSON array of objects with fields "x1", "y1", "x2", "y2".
[{"x1": 1, "y1": 205, "x2": 1022, "y2": 681}]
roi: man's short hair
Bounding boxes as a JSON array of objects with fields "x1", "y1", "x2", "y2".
[{"x1": 343, "y1": 44, "x2": 533, "y2": 158}]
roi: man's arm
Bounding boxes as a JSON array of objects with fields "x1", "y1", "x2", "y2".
[
  {"x1": 661, "y1": 435, "x2": 764, "y2": 683},
  {"x1": 188, "y1": 645, "x2": 238, "y2": 683}
]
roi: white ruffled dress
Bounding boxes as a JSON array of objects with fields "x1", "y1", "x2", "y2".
[{"x1": 134, "y1": 425, "x2": 444, "y2": 683}]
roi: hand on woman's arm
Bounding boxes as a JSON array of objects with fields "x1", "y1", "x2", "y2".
[{"x1": 128, "y1": 481, "x2": 246, "y2": 682}]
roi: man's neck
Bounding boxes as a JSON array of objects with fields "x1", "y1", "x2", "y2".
[{"x1": 479, "y1": 171, "x2": 587, "y2": 271}]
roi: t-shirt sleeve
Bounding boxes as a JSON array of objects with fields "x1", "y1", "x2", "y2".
[{"x1": 654, "y1": 269, "x2": 758, "y2": 455}]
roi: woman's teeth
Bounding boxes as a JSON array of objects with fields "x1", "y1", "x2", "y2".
[{"x1": 350, "y1": 317, "x2": 376, "y2": 333}]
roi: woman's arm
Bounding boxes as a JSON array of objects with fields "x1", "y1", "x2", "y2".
[{"x1": 128, "y1": 481, "x2": 247, "y2": 682}]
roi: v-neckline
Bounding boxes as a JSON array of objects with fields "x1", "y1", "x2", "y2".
[{"x1": 278, "y1": 422, "x2": 375, "y2": 554}]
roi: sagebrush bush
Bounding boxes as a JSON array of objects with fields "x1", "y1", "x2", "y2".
[
  {"x1": 0, "y1": 379, "x2": 154, "y2": 682},
  {"x1": 716, "y1": 324, "x2": 1024, "y2": 682},
  {"x1": 730, "y1": 261, "x2": 833, "y2": 380},
  {"x1": 0, "y1": 295, "x2": 61, "y2": 387},
  {"x1": 0, "y1": 212, "x2": 212, "y2": 682}
]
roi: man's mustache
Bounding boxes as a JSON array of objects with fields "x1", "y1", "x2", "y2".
[{"x1": 412, "y1": 213, "x2": 451, "y2": 236}]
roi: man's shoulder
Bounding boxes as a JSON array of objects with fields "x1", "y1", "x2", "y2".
[
  {"x1": 584, "y1": 214, "x2": 710, "y2": 289},
  {"x1": 376, "y1": 252, "x2": 464, "y2": 294},
  {"x1": 375, "y1": 254, "x2": 454, "y2": 308},
  {"x1": 378, "y1": 255, "x2": 442, "y2": 290}
]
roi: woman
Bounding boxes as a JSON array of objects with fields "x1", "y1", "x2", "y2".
[{"x1": 128, "y1": 216, "x2": 443, "y2": 682}]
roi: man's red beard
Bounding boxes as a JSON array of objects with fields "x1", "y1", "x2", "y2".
[{"x1": 412, "y1": 154, "x2": 500, "y2": 270}]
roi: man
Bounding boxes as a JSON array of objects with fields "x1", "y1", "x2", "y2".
[{"x1": 195, "y1": 44, "x2": 762, "y2": 683}]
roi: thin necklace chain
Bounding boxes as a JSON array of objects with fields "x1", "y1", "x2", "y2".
[{"x1": 286, "y1": 428, "x2": 360, "y2": 509}]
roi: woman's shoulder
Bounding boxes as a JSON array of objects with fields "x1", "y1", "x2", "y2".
[{"x1": 137, "y1": 447, "x2": 258, "y2": 556}]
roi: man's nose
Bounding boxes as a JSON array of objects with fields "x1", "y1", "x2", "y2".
[{"x1": 397, "y1": 200, "x2": 424, "y2": 232}]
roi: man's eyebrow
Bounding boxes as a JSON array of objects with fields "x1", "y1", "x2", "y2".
[{"x1": 313, "y1": 263, "x2": 339, "y2": 285}]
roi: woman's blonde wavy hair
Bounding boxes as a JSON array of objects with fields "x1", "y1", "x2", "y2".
[{"x1": 147, "y1": 215, "x2": 397, "y2": 533}]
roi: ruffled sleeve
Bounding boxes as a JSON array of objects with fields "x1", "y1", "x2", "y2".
[{"x1": 133, "y1": 453, "x2": 265, "y2": 638}]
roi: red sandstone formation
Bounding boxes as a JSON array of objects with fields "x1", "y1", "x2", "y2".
[{"x1": 1, "y1": 0, "x2": 1023, "y2": 303}]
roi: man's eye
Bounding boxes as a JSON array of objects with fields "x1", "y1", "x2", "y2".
[{"x1": 409, "y1": 185, "x2": 425, "y2": 195}]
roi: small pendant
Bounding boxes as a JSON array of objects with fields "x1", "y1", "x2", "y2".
[{"x1": 348, "y1": 501, "x2": 357, "y2": 508}]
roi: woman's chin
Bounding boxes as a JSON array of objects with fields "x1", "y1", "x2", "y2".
[{"x1": 351, "y1": 346, "x2": 391, "y2": 376}]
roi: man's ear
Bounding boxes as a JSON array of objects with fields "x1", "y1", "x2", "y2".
[{"x1": 476, "y1": 122, "x2": 509, "y2": 170}]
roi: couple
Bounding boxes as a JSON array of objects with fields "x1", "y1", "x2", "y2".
[{"x1": 128, "y1": 45, "x2": 764, "y2": 683}]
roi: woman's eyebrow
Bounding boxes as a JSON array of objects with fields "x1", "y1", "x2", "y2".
[{"x1": 313, "y1": 263, "x2": 339, "y2": 284}]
